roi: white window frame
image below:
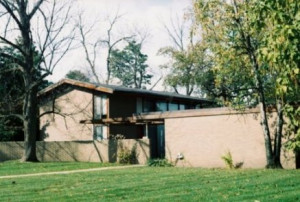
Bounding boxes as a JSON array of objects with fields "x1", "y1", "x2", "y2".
[{"x1": 94, "y1": 94, "x2": 107, "y2": 120}]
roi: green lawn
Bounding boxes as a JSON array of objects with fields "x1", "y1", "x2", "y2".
[
  {"x1": 0, "y1": 161, "x2": 116, "y2": 176},
  {"x1": 0, "y1": 162, "x2": 299, "y2": 201}
]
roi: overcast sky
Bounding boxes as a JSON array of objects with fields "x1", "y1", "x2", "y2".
[{"x1": 47, "y1": 0, "x2": 192, "y2": 89}]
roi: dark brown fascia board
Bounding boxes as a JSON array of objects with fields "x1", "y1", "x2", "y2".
[{"x1": 38, "y1": 79, "x2": 114, "y2": 97}]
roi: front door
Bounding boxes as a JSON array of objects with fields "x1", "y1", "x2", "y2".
[
  {"x1": 149, "y1": 124, "x2": 165, "y2": 158},
  {"x1": 157, "y1": 124, "x2": 165, "y2": 158}
]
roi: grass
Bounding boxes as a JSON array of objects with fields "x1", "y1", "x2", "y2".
[
  {"x1": 0, "y1": 162, "x2": 299, "y2": 201},
  {"x1": 0, "y1": 160, "x2": 116, "y2": 176}
]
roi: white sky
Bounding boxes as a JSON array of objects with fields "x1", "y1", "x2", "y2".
[{"x1": 47, "y1": 0, "x2": 192, "y2": 90}]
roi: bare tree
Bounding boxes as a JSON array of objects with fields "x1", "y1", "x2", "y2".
[
  {"x1": 130, "y1": 24, "x2": 152, "y2": 46},
  {"x1": 0, "y1": 0, "x2": 75, "y2": 161},
  {"x1": 77, "y1": 10, "x2": 156, "y2": 86},
  {"x1": 77, "y1": 11, "x2": 134, "y2": 85},
  {"x1": 159, "y1": 14, "x2": 207, "y2": 96},
  {"x1": 163, "y1": 14, "x2": 192, "y2": 51},
  {"x1": 77, "y1": 13, "x2": 101, "y2": 84},
  {"x1": 100, "y1": 12, "x2": 134, "y2": 84},
  {"x1": 77, "y1": 14, "x2": 100, "y2": 83}
]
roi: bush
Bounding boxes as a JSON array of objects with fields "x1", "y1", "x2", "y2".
[
  {"x1": 221, "y1": 151, "x2": 243, "y2": 169},
  {"x1": 221, "y1": 151, "x2": 234, "y2": 169},
  {"x1": 118, "y1": 143, "x2": 138, "y2": 164},
  {"x1": 147, "y1": 159, "x2": 173, "y2": 167}
]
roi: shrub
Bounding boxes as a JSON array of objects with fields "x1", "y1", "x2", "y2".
[
  {"x1": 118, "y1": 143, "x2": 138, "y2": 164},
  {"x1": 147, "y1": 158, "x2": 173, "y2": 167},
  {"x1": 110, "y1": 134, "x2": 125, "y2": 140}
]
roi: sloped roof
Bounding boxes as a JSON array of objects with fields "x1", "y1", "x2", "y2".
[
  {"x1": 39, "y1": 79, "x2": 212, "y2": 103},
  {"x1": 38, "y1": 79, "x2": 113, "y2": 95}
]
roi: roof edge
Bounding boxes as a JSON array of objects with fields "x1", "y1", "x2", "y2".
[
  {"x1": 38, "y1": 79, "x2": 213, "y2": 103},
  {"x1": 38, "y1": 79, "x2": 114, "y2": 96}
]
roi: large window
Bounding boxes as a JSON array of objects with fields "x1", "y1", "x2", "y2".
[
  {"x1": 93, "y1": 125, "x2": 107, "y2": 140},
  {"x1": 94, "y1": 95, "x2": 107, "y2": 119}
]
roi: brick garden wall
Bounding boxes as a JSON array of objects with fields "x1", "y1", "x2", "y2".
[
  {"x1": 164, "y1": 108, "x2": 295, "y2": 169},
  {"x1": 0, "y1": 139, "x2": 150, "y2": 164}
]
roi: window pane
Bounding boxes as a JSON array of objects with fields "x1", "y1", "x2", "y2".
[
  {"x1": 102, "y1": 126, "x2": 107, "y2": 139},
  {"x1": 143, "y1": 100, "x2": 154, "y2": 112},
  {"x1": 195, "y1": 104, "x2": 201, "y2": 109},
  {"x1": 156, "y1": 101, "x2": 167, "y2": 112},
  {"x1": 136, "y1": 97, "x2": 143, "y2": 113},
  {"x1": 94, "y1": 95, "x2": 108, "y2": 119},
  {"x1": 94, "y1": 126, "x2": 103, "y2": 140},
  {"x1": 94, "y1": 96, "x2": 101, "y2": 119},
  {"x1": 102, "y1": 95, "x2": 107, "y2": 116},
  {"x1": 179, "y1": 104, "x2": 186, "y2": 110},
  {"x1": 168, "y1": 102, "x2": 178, "y2": 111}
]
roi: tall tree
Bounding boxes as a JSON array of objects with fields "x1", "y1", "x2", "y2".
[
  {"x1": 0, "y1": 0, "x2": 75, "y2": 161},
  {"x1": 110, "y1": 40, "x2": 152, "y2": 89},
  {"x1": 159, "y1": 14, "x2": 212, "y2": 96},
  {"x1": 77, "y1": 11, "x2": 134, "y2": 84},
  {"x1": 0, "y1": 44, "x2": 51, "y2": 141},
  {"x1": 252, "y1": 0, "x2": 300, "y2": 154},
  {"x1": 194, "y1": 0, "x2": 299, "y2": 168},
  {"x1": 77, "y1": 13, "x2": 102, "y2": 84},
  {"x1": 101, "y1": 13, "x2": 134, "y2": 85},
  {"x1": 0, "y1": 46, "x2": 24, "y2": 141}
]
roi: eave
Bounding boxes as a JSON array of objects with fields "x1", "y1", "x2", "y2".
[{"x1": 38, "y1": 79, "x2": 114, "y2": 97}]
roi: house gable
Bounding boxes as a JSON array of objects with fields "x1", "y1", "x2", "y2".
[{"x1": 39, "y1": 87, "x2": 94, "y2": 141}]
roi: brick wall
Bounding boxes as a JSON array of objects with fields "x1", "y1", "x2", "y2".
[
  {"x1": 0, "y1": 139, "x2": 150, "y2": 164},
  {"x1": 165, "y1": 108, "x2": 295, "y2": 169}
]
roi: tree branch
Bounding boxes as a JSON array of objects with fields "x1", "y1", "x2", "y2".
[
  {"x1": 0, "y1": 1, "x2": 22, "y2": 29},
  {"x1": 28, "y1": 0, "x2": 44, "y2": 19},
  {"x1": 39, "y1": 110, "x2": 66, "y2": 118},
  {"x1": 77, "y1": 14, "x2": 101, "y2": 84},
  {"x1": 0, "y1": 36, "x2": 25, "y2": 55},
  {"x1": 0, "y1": 114, "x2": 24, "y2": 121}
]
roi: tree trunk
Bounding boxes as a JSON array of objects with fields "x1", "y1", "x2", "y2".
[
  {"x1": 251, "y1": 53, "x2": 276, "y2": 168},
  {"x1": 273, "y1": 100, "x2": 283, "y2": 168},
  {"x1": 258, "y1": 101, "x2": 274, "y2": 168},
  {"x1": 106, "y1": 48, "x2": 111, "y2": 85},
  {"x1": 22, "y1": 85, "x2": 39, "y2": 162},
  {"x1": 296, "y1": 150, "x2": 300, "y2": 169}
]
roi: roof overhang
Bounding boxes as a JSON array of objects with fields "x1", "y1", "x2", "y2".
[
  {"x1": 38, "y1": 79, "x2": 114, "y2": 97},
  {"x1": 38, "y1": 79, "x2": 213, "y2": 104}
]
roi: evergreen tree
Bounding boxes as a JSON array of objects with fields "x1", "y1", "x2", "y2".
[
  {"x1": 110, "y1": 40, "x2": 152, "y2": 89},
  {"x1": 65, "y1": 70, "x2": 90, "y2": 82},
  {"x1": 0, "y1": 45, "x2": 51, "y2": 141}
]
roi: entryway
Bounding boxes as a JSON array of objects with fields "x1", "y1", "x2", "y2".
[{"x1": 148, "y1": 124, "x2": 165, "y2": 159}]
